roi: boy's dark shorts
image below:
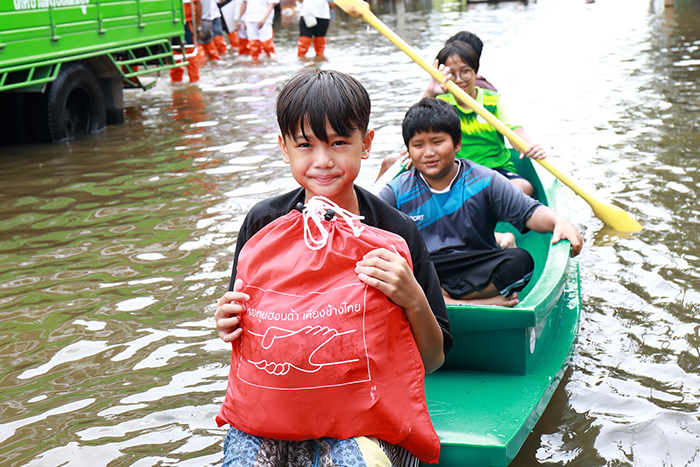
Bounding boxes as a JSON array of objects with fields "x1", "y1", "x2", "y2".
[
  {"x1": 431, "y1": 248, "x2": 534, "y2": 300},
  {"x1": 494, "y1": 167, "x2": 526, "y2": 181}
]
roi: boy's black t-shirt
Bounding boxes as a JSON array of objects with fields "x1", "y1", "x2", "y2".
[{"x1": 227, "y1": 185, "x2": 452, "y2": 356}]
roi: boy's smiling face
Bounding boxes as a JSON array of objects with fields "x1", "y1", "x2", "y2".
[
  {"x1": 407, "y1": 130, "x2": 461, "y2": 191},
  {"x1": 280, "y1": 120, "x2": 374, "y2": 212}
]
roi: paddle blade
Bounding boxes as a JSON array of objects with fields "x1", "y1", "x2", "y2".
[{"x1": 589, "y1": 199, "x2": 642, "y2": 232}]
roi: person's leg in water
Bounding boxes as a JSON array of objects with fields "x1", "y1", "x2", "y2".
[
  {"x1": 170, "y1": 22, "x2": 200, "y2": 83},
  {"x1": 297, "y1": 35, "x2": 313, "y2": 57},
  {"x1": 212, "y1": 17, "x2": 228, "y2": 54},
  {"x1": 297, "y1": 14, "x2": 313, "y2": 57},
  {"x1": 237, "y1": 23, "x2": 250, "y2": 56},
  {"x1": 313, "y1": 36, "x2": 326, "y2": 56},
  {"x1": 253, "y1": 21, "x2": 275, "y2": 59},
  {"x1": 245, "y1": 20, "x2": 262, "y2": 60},
  {"x1": 311, "y1": 18, "x2": 330, "y2": 57}
]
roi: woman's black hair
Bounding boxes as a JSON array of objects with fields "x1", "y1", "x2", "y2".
[
  {"x1": 445, "y1": 31, "x2": 484, "y2": 58},
  {"x1": 402, "y1": 98, "x2": 461, "y2": 148},
  {"x1": 276, "y1": 70, "x2": 371, "y2": 142},
  {"x1": 436, "y1": 41, "x2": 480, "y2": 74}
]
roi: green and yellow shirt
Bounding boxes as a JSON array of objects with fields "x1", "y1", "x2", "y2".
[{"x1": 437, "y1": 87, "x2": 521, "y2": 173}]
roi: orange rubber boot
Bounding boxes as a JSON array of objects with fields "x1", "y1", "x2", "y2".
[
  {"x1": 204, "y1": 41, "x2": 221, "y2": 60},
  {"x1": 249, "y1": 40, "x2": 262, "y2": 60},
  {"x1": 170, "y1": 63, "x2": 184, "y2": 83},
  {"x1": 121, "y1": 64, "x2": 139, "y2": 86},
  {"x1": 214, "y1": 35, "x2": 227, "y2": 55},
  {"x1": 227, "y1": 31, "x2": 239, "y2": 49},
  {"x1": 197, "y1": 43, "x2": 207, "y2": 65},
  {"x1": 187, "y1": 57, "x2": 200, "y2": 82},
  {"x1": 297, "y1": 36, "x2": 312, "y2": 58},
  {"x1": 238, "y1": 38, "x2": 250, "y2": 56},
  {"x1": 313, "y1": 36, "x2": 326, "y2": 57},
  {"x1": 261, "y1": 38, "x2": 276, "y2": 57}
]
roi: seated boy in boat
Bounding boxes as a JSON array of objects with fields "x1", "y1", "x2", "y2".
[
  {"x1": 377, "y1": 97, "x2": 582, "y2": 307},
  {"x1": 214, "y1": 70, "x2": 450, "y2": 466}
]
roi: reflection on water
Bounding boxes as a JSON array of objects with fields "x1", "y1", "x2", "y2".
[{"x1": 1, "y1": 0, "x2": 700, "y2": 465}]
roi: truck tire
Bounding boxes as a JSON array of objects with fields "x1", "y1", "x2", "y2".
[{"x1": 46, "y1": 62, "x2": 106, "y2": 142}]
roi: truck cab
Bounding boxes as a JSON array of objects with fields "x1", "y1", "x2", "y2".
[{"x1": 0, "y1": 0, "x2": 189, "y2": 145}]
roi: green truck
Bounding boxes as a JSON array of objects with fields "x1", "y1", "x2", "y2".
[{"x1": 0, "y1": 0, "x2": 191, "y2": 145}]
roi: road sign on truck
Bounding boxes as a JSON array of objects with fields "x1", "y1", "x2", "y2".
[{"x1": 0, "y1": 0, "x2": 190, "y2": 145}]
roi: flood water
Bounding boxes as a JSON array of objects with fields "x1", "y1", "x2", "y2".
[{"x1": 1, "y1": 0, "x2": 700, "y2": 465}]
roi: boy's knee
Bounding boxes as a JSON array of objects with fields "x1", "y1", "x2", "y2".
[
  {"x1": 511, "y1": 178, "x2": 534, "y2": 196},
  {"x1": 492, "y1": 248, "x2": 534, "y2": 294},
  {"x1": 507, "y1": 248, "x2": 534, "y2": 272}
]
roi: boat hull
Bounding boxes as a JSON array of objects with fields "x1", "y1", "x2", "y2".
[
  {"x1": 422, "y1": 260, "x2": 579, "y2": 466},
  {"x1": 378, "y1": 154, "x2": 582, "y2": 466}
]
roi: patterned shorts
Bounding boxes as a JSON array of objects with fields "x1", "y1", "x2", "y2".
[{"x1": 222, "y1": 427, "x2": 418, "y2": 467}]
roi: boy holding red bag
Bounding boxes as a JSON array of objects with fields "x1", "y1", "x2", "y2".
[{"x1": 214, "y1": 70, "x2": 451, "y2": 466}]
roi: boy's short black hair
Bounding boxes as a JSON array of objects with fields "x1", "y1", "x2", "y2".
[
  {"x1": 436, "y1": 41, "x2": 480, "y2": 74},
  {"x1": 445, "y1": 31, "x2": 484, "y2": 58},
  {"x1": 402, "y1": 98, "x2": 461, "y2": 148},
  {"x1": 276, "y1": 70, "x2": 371, "y2": 143}
]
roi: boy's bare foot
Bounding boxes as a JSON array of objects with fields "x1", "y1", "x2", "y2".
[
  {"x1": 442, "y1": 290, "x2": 519, "y2": 307},
  {"x1": 495, "y1": 232, "x2": 517, "y2": 249}
]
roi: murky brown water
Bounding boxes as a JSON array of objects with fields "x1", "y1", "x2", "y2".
[{"x1": 1, "y1": 0, "x2": 699, "y2": 465}]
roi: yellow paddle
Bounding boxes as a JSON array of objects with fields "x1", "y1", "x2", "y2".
[{"x1": 335, "y1": 0, "x2": 642, "y2": 232}]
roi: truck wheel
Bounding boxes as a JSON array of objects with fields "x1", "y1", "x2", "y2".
[{"x1": 46, "y1": 62, "x2": 106, "y2": 142}]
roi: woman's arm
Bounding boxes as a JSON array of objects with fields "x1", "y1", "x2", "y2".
[{"x1": 510, "y1": 127, "x2": 547, "y2": 160}]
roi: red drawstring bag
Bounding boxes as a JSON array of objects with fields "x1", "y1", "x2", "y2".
[{"x1": 216, "y1": 197, "x2": 440, "y2": 464}]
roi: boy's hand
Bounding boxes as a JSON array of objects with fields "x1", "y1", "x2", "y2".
[
  {"x1": 552, "y1": 219, "x2": 583, "y2": 257},
  {"x1": 356, "y1": 247, "x2": 446, "y2": 373},
  {"x1": 215, "y1": 278, "x2": 250, "y2": 343},
  {"x1": 355, "y1": 247, "x2": 421, "y2": 311}
]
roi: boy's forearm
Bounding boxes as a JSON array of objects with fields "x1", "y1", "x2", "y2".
[
  {"x1": 527, "y1": 207, "x2": 582, "y2": 255},
  {"x1": 404, "y1": 298, "x2": 445, "y2": 374},
  {"x1": 525, "y1": 206, "x2": 558, "y2": 233}
]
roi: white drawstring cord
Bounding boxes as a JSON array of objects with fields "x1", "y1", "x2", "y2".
[{"x1": 302, "y1": 196, "x2": 365, "y2": 250}]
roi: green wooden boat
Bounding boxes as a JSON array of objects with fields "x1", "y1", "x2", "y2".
[{"x1": 371, "y1": 150, "x2": 580, "y2": 466}]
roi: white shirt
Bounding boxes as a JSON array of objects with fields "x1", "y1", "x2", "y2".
[
  {"x1": 202, "y1": 0, "x2": 222, "y2": 20},
  {"x1": 299, "y1": 0, "x2": 330, "y2": 20},
  {"x1": 223, "y1": 0, "x2": 244, "y2": 22},
  {"x1": 244, "y1": 0, "x2": 278, "y2": 23}
]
